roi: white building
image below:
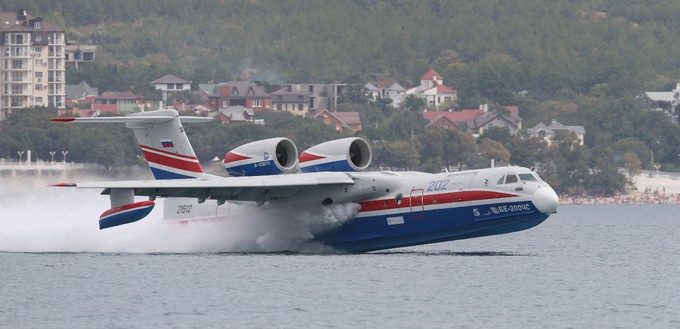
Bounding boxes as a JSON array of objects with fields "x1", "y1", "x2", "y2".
[
  {"x1": 0, "y1": 9, "x2": 66, "y2": 120},
  {"x1": 364, "y1": 82, "x2": 406, "y2": 108},
  {"x1": 404, "y1": 68, "x2": 458, "y2": 108},
  {"x1": 150, "y1": 74, "x2": 191, "y2": 101},
  {"x1": 527, "y1": 120, "x2": 586, "y2": 146},
  {"x1": 645, "y1": 82, "x2": 680, "y2": 124}
]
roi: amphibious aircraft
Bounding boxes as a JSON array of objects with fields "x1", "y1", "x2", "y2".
[{"x1": 50, "y1": 109, "x2": 558, "y2": 252}]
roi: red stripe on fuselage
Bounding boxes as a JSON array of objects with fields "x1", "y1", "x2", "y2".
[
  {"x1": 142, "y1": 150, "x2": 203, "y2": 173},
  {"x1": 358, "y1": 190, "x2": 519, "y2": 213}
]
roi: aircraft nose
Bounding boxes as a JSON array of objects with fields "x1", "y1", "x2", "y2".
[{"x1": 533, "y1": 187, "x2": 559, "y2": 214}]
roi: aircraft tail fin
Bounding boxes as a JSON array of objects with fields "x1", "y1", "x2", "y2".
[{"x1": 51, "y1": 109, "x2": 215, "y2": 180}]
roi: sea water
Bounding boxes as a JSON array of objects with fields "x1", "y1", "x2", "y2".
[{"x1": 1, "y1": 182, "x2": 679, "y2": 328}]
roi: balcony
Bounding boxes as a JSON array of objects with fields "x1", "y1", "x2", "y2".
[
  {"x1": 8, "y1": 65, "x2": 30, "y2": 71},
  {"x1": 9, "y1": 89, "x2": 29, "y2": 96}
]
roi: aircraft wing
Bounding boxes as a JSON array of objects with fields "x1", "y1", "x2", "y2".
[{"x1": 70, "y1": 171, "x2": 355, "y2": 202}]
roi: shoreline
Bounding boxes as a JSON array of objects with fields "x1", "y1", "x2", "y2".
[
  {"x1": 560, "y1": 193, "x2": 680, "y2": 205},
  {"x1": 4, "y1": 162, "x2": 680, "y2": 205}
]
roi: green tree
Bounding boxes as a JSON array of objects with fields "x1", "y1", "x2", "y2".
[
  {"x1": 613, "y1": 137, "x2": 651, "y2": 168},
  {"x1": 378, "y1": 140, "x2": 421, "y2": 170},
  {"x1": 401, "y1": 94, "x2": 426, "y2": 112},
  {"x1": 387, "y1": 111, "x2": 426, "y2": 140},
  {"x1": 478, "y1": 126, "x2": 512, "y2": 144},
  {"x1": 422, "y1": 156, "x2": 444, "y2": 173},
  {"x1": 474, "y1": 139, "x2": 511, "y2": 168},
  {"x1": 622, "y1": 152, "x2": 642, "y2": 183},
  {"x1": 506, "y1": 136, "x2": 548, "y2": 168}
]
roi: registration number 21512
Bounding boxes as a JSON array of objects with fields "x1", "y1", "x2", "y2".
[{"x1": 176, "y1": 205, "x2": 192, "y2": 214}]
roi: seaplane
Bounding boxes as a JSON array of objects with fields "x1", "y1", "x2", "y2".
[{"x1": 50, "y1": 109, "x2": 559, "y2": 252}]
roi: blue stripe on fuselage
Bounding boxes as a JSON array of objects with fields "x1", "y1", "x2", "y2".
[{"x1": 322, "y1": 200, "x2": 548, "y2": 252}]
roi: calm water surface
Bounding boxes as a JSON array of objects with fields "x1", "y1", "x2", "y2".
[{"x1": 2, "y1": 205, "x2": 680, "y2": 328}]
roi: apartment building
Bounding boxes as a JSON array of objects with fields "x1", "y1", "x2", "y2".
[{"x1": 0, "y1": 9, "x2": 65, "y2": 120}]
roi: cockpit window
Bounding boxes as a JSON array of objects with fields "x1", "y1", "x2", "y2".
[
  {"x1": 519, "y1": 173, "x2": 537, "y2": 182},
  {"x1": 498, "y1": 174, "x2": 519, "y2": 184}
]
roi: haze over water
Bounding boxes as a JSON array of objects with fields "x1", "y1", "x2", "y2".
[{"x1": 1, "y1": 180, "x2": 679, "y2": 328}]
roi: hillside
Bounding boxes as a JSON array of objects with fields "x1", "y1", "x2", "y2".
[
  {"x1": 3, "y1": 0, "x2": 680, "y2": 196},
  {"x1": 7, "y1": 0, "x2": 680, "y2": 96}
]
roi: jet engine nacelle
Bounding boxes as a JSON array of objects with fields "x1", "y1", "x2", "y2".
[
  {"x1": 299, "y1": 137, "x2": 372, "y2": 173},
  {"x1": 223, "y1": 137, "x2": 298, "y2": 176}
]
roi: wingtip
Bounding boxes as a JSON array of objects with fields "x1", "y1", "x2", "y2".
[
  {"x1": 49, "y1": 117, "x2": 76, "y2": 122},
  {"x1": 50, "y1": 182, "x2": 77, "y2": 187}
]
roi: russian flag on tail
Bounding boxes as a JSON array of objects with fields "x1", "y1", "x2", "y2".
[{"x1": 161, "y1": 139, "x2": 174, "y2": 148}]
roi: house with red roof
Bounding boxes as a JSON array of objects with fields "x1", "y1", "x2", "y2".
[
  {"x1": 201, "y1": 82, "x2": 272, "y2": 113},
  {"x1": 312, "y1": 109, "x2": 362, "y2": 134},
  {"x1": 424, "y1": 109, "x2": 484, "y2": 132},
  {"x1": 209, "y1": 106, "x2": 260, "y2": 124},
  {"x1": 65, "y1": 81, "x2": 99, "y2": 107},
  {"x1": 404, "y1": 68, "x2": 458, "y2": 108},
  {"x1": 423, "y1": 104, "x2": 522, "y2": 137}
]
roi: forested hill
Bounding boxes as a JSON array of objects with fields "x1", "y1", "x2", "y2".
[
  {"x1": 4, "y1": 0, "x2": 680, "y2": 196},
  {"x1": 8, "y1": 0, "x2": 680, "y2": 99}
]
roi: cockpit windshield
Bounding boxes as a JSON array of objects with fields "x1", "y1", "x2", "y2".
[
  {"x1": 519, "y1": 173, "x2": 543, "y2": 183},
  {"x1": 519, "y1": 173, "x2": 536, "y2": 182},
  {"x1": 497, "y1": 172, "x2": 544, "y2": 185}
]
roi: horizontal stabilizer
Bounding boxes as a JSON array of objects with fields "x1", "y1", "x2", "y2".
[
  {"x1": 49, "y1": 115, "x2": 213, "y2": 124},
  {"x1": 99, "y1": 200, "x2": 155, "y2": 230},
  {"x1": 50, "y1": 182, "x2": 77, "y2": 187},
  {"x1": 50, "y1": 109, "x2": 214, "y2": 180}
]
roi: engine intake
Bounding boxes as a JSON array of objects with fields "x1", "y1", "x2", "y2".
[
  {"x1": 299, "y1": 137, "x2": 372, "y2": 172},
  {"x1": 223, "y1": 138, "x2": 298, "y2": 176}
]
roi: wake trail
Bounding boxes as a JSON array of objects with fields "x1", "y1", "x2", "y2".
[{"x1": 0, "y1": 179, "x2": 358, "y2": 253}]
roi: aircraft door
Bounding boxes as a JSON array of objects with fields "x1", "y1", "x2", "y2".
[{"x1": 409, "y1": 188, "x2": 425, "y2": 221}]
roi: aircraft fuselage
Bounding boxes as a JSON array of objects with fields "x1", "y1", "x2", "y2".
[{"x1": 166, "y1": 166, "x2": 558, "y2": 252}]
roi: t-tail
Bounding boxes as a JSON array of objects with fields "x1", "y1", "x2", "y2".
[
  {"x1": 51, "y1": 109, "x2": 215, "y2": 180},
  {"x1": 51, "y1": 109, "x2": 216, "y2": 229}
]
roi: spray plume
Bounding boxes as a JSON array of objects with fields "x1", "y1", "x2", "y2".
[{"x1": 0, "y1": 179, "x2": 358, "y2": 253}]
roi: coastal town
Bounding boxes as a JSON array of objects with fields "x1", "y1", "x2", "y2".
[{"x1": 2, "y1": 8, "x2": 680, "y2": 201}]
